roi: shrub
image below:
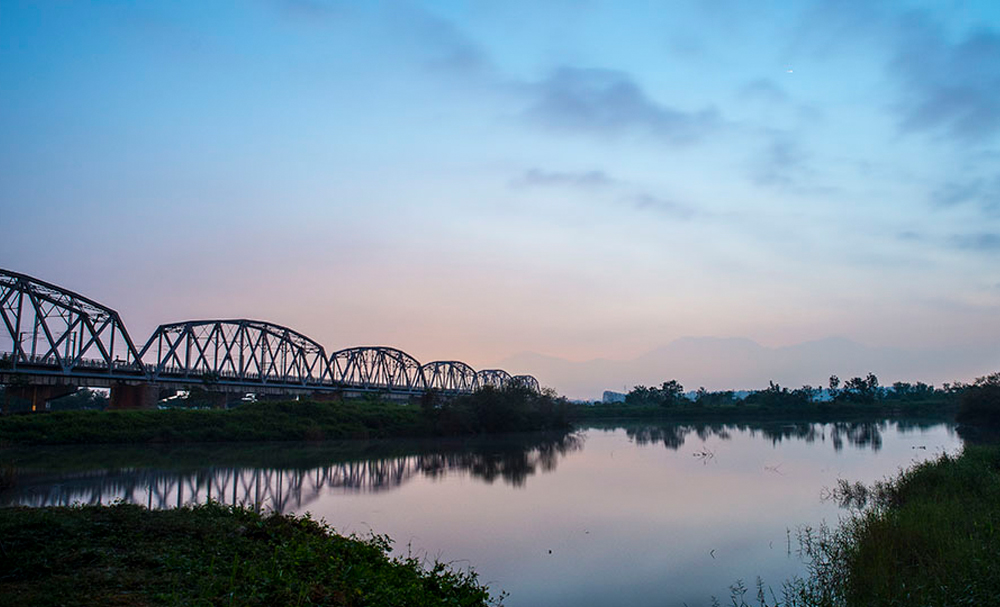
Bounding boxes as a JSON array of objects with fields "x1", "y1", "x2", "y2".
[{"x1": 956, "y1": 372, "x2": 1000, "y2": 427}]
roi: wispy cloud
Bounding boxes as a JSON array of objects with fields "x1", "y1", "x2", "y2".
[
  {"x1": 509, "y1": 167, "x2": 699, "y2": 220},
  {"x1": 388, "y1": 5, "x2": 493, "y2": 77},
  {"x1": 270, "y1": 0, "x2": 345, "y2": 22},
  {"x1": 789, "y1": 3, "x2": 1000, "y2": 143},
  {"x1": 891, "y1": 19, "x2": 1000, "y2": 143},
  {"x1": 629, "y1": 193, "x2": 697, "y2": 220},
  {"x1": 751, "y1": 135, "x2": 805, "y2": 188},
  {"x1": 930, "y1": 177, "x2": 1000, "y2": 215},
  {"x1": 511, "y1": 168, "x2": 615, "y2": 189},
  {"x1": 738, "y1": 78, "x2": 789, "y2": 105},
  {"x1": 523, "y1": 67, "x2": 720, "y2": 145},
  {"x1": 896, "y1": 230, "x2": 924, "y2": 242},
  {"x1": 951, "y1": 232, "x2": 1000, "y2": 253}
]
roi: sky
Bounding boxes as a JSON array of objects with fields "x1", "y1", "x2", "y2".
[{"x1": 2, "y1": 1, "x2": 1000, "y2": 396}]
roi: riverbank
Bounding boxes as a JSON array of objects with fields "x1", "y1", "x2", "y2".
[
  {"x1": 0, "y1": 502, "x2": 499, "y2": 607},
  {"x1": 741, "y1": 442, "x2": 1000, "y2": 606},
  {"x1": 569, "y1": 397, "x2": 958, "y2": 422},
  {"x1": 826, "y1": 443, "x2": 1000, "y2": 605},
  {"x1": 0, "y1": 387, "x2": 569, "y2": 446}
]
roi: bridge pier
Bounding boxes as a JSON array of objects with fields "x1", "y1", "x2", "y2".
[
  {"x1": 3, "y1": 384, "x2": 78, "y2": 412},
  {"x1": 206, "y1": 391, "x2": 230, "y2": 409},
  {"x1": 109, "y1": 383, "x2": 160, "y2": 410}
]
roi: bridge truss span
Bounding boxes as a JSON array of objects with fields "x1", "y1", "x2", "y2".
[
  {"x1": 0, "y1": 269, "x2": 144, "y2": 377},
  {"x1": 139, "y1": 319, "x2": 331, "y2": 387},
  {"x1": 330, "y1": 346, "x2": 426, "y2": 392},
  {"x1": 476, "y1": 369, "x2": 513, "y2": 390},
  {"x1": 511, "y1": 374, "x2": 541, "y2": 393},
  {"x1": 421, "y1": 360, "x2": 478, "y2": 393},
  {"x1": 0, "y1": 267, "x2": 544, "y2": 400}
]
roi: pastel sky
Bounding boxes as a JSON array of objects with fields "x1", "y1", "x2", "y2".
[{"x1": 2, "y1": 1, "x2": 999, "y2": 393}]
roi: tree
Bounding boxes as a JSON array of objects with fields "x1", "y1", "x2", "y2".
[
  {"x1": 956, "y1": 372, "x2": 1000, "y2": 427},
  {"x1": 838, "y1": 373, "x2": 880, "y2": 405},
  {"x1": 625, "y1": 380, "x2": 685, "y2": 408},
  {"x1": 659, "y1": 380, "x2": 685, "y2": 407}
]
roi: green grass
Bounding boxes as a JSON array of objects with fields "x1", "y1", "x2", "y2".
[
  {"x1": 0, "y1": 388, "x2": 570, "y2": 446},
  {"x1": 723, "y1": 444, "x2": 1000, "y2": 607},
  {"x1": 0, "y1": 399, "x2": 427, "y2": 445},
  {"x1": 830, "y1": 445, "x2": 1000, "y2": 606},
  {"x1": 0, "y1": 502, "x2": 500, "y2": 607}
]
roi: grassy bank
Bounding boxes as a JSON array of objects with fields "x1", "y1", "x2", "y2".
[
  {"x1": 0, "y1": 503, "x2": 499, "y2": 607},
  {"x1": 822, "y1": 444, "x2": 1000, "y2": 605},
  {"x1": 0, "y1": 399, "x2": 422, "y2": 445},
  {"x1": 0, "y1": 387, "x2": 569, "y2": 446},
  {"x1": 729, "y1": 443, "x2": 1000, "y2": 606}
]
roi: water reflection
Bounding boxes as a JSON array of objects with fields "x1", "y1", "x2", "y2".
[
  {"x1": 0, "y1": 421, "x2": 960, "y2": 607},
  {"x1": 0, "y1": 432, "x2": 582, "y2": 512},
  {"x1": 615, "y1": 419, "x2": 946, "y2": 452}
]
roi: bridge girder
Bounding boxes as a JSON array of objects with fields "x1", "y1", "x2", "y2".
[
  {"x1": 139, "y1": 319, "x2": 330, "y2": 386},
  {"x1": 330, "y1": 346, "x2": 426, "y2": 392},
  {"x1": 420, "y1": 360, "x2": 478, "y2": 393},
  {"x1": 0, "y1": 268, "x2": 143, "y2": 375},
  {"x1": 510, "y1": 374, "x2": 541, "y2": 393},
  {"x1": 476, "y1": 368, "x2": 513, "y2": 390}
]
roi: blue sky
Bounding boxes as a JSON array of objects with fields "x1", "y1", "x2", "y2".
[{"x1": 2, "y1": 1, "x2": 999, "y2": 392}]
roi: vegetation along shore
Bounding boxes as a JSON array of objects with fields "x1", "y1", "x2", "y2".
[
  {"x1": 573, "y1": 372, "x2": 984, "y2": 420},
  {"x1": 0, "y1": 502, "x2": 499, "y2": 607},
  {"x1": 720, "y1": 442, "x2": 1000, "y2": 607},
  {"x1": 722, "y1": 372, "x2": 1000, "y2": 606},
  {"x1": 0, "y1": 385, "x2": 569, "y2": 446}
]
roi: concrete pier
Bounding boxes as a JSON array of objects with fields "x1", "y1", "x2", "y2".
[{"x1": 109, "y1": 383, "x2": 160, "y2": 410}]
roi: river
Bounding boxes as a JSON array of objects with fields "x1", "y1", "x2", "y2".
[{"x1": 0, "y1": 419, "x2": 960, "y2": 606}]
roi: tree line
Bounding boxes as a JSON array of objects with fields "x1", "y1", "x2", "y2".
[{"x1": 620, "y1": 372, "x2": 1000, "y2": 423}]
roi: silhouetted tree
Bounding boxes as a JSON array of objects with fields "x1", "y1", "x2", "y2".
[
  {"x1": 625, "y1": 380, "x2": 685, "y2": 408},
  {"x1": 956, "y1": 372, "x2": 1000, "y2": 427},
  {"x1": 838, "y1": 373, "x2": 880, "y2": 405}
]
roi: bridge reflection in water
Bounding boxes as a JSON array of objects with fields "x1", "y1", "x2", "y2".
[
  {"x1": 1, "y1": 433, "x2": 584, "y2": 513},
  {"x1": 1, "y1": 421, "x2": 950, "y2": 513}
]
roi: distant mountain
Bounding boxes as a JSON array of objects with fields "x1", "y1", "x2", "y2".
[{"x1": 498, "y1": 336, "x2": 1000, "y2": 400}]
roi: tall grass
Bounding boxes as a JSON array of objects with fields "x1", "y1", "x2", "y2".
[{"x1": 723, "y1": 445, "x2": 1000, "y2": 606}]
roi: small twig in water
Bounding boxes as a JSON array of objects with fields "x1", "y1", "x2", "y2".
[{"x1": 693, "y1": 447, "x2": 716, "y2": 463}]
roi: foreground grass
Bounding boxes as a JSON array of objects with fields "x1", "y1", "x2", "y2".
[
  {"x1": 726, "y1": 444, "x2": 1000, "y2": 606},
  {"x1": 828, "y1": 444, "x2": 1000, "y2": 606},
  {"x1": 0, "y1": 503, "x2": 499, "y2": 607}
]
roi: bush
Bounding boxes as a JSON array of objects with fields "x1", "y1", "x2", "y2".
[
  {"x1": 434, "y1": 386, "x2": 569, "y2": 435},
  {"x1": 0, "y1": 503, "x2": 499, "y2": 606},
  {"x1": 956, "y1": 372, "x2": 1000, "y2": 427}
]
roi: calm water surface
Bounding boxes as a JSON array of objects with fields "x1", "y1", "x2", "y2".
[{"x1": 2, "y1": 420, "x2": 961, "y2": 606}]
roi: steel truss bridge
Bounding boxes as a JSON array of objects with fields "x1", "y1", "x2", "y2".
[{"x1": 0, "y1": 268, "x2": 540, "y2": 407}]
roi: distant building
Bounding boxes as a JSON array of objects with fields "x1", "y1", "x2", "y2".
[{"x1": 603, "y1": 390, "x2": 627, "y2": 403}]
